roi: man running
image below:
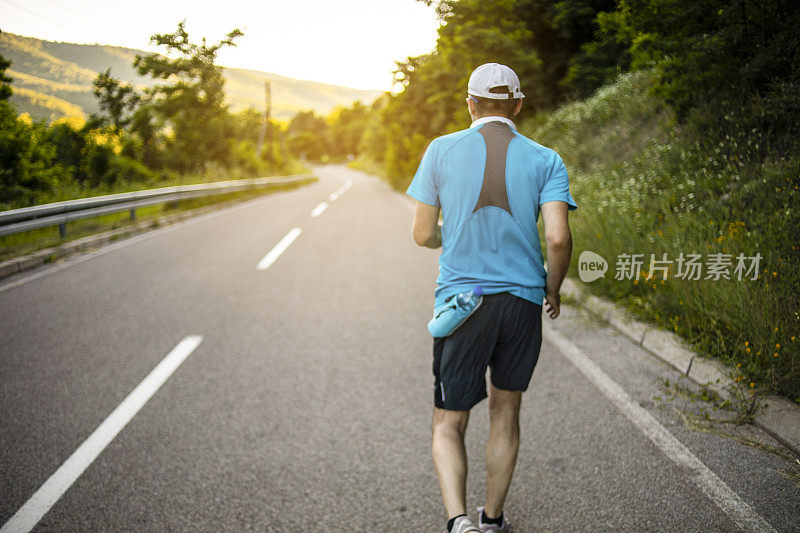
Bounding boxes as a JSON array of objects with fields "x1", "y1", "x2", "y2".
[{"x1": 407, "y1": 63, "x2": 576, "y2": 533}]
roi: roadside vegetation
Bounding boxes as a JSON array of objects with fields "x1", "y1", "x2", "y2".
[
  {"x1": 528, "y1": 70, "x2": 798, "y2": 402},
  {"x1": 0, "y1": 23, "x2": 304, "y2": 212},
  {"x1": 0, "y1": 23, "x2": 314, "y2": 260}
]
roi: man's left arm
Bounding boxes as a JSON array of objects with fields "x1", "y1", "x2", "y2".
[
  {"x1": 541, "y1": 200, "x2": 572, "y2": 318},
  {"x1": 412, "y1": 201, "x2": 442, "y2": 248}
]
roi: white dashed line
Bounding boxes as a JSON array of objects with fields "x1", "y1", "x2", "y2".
[
  {"x1": 256, "y1": 228, "x2": 302, "y2": 270},
  {"x1": 543, "y1": 324, "x2": 775, "y2": 533},
  {"x1": 328, "y1": 179, "x2": 352, "y2": 202},
  {"x1": 310, "y1": 202, "x2": 328, "y2": 218},
  {"x1": 1, "y1": 335, "x2": 204, "y2": 533}
]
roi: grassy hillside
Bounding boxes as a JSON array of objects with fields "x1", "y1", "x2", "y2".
[
  {"x1": 9, "y1": 86, "x2": 84, "y2": 122},
  {"x1": 0, "y1": 32, "x2": 382, "y2": 122},
  {"x1": 522, "y1": 71, "x2": 799, "y2": 401}
]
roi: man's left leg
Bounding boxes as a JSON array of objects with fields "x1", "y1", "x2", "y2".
[
  {"x1": 478, "y1": 293, "x2": 543, "y2": 528},
  {"x1": 432, "y1": 407, "x2": 471, "y2": 519}
]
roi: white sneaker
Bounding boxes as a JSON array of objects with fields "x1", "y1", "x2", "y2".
[
  {"x1": 476, "y1": 507, "x2": 510, "y2": 532},
  {"x1": 445, "y1": 515, "x2": 482, "y2": 533}
]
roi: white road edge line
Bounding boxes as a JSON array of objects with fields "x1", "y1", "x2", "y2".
[
  {"x1": 542, "y1": 324, "x2": 775, "y2": 533},
  {"x1": 310, "y1": 202, "x2": 328, "y2": 218},
  {"x1": 328, "y1": 192, "x2": 340, "y2": 202},
  {"x1": 256, "y1": 228, "x2": 302, "y2": 270},
  {"x1": 1, "y1": 335, "x2": 203, "y2": 533}
]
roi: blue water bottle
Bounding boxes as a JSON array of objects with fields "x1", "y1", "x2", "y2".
[{"x1": 427, "y1": 286, "x2": 484, "y2": 338}]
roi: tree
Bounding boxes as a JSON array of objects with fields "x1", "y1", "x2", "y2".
[
  {"x1": 372, "y1": 0, "x2": 544, "y2": 184},
  {"x1": 562, "y1": 6, "x2": 632, "y2": 98},
  {"x1": 286, "y1": 111, "x2": 329, "y2": 161},
  {"x1": 92, "y1": 69, "x2": 140, "y2": 132},
  {"x1": 587, "y1": 0, "x2": 800, "y2": 151},
  {"x1": 0, "y1": 102, "x2": 67, "y2": 207},
  {"x1": 0, "y1": 54, "x2": 12, "y2": 101},
  {"x1": 510, "y1": 0, "x2": 628, "y2": 101},
  {"x1": 133, "y1": 21, "x2": 243, "y2": 172},
  {"x1": 327, "y1": 102, "x2": 370, "y2": 159}
]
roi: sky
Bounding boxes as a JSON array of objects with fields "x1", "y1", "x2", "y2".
[{"x1": 0, "y1": 0, "x2": 441, "y2": 91}]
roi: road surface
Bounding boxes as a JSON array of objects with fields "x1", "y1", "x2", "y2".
[{"x1": 1, "y1": 165, "x2": 798, "y2": 532}]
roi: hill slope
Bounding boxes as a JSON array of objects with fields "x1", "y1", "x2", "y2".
[
  {"x1": 521, "y1": 71, "x2": 798, "y2": 401},
  {"x1": 0, "y1": 32, "x2": 382, "y2": 122}
]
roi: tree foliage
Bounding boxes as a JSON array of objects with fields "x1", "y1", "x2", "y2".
[
  {"x1": 92, "y1": 69, "x2": 140, "y2": 132},
  {"x1": 0, "y1": 54, "x2": 13, "y2": 102},
  {"x1": 515, "y1": 0, "x2": 619, "y2": 103},
  {"x1": 343, "y1": 0, "x2": 800, "y2": 189},
  {"x1": 327, "y1": 102, "x2": 370, "y2": 159},
  {"x1": 616, "y1": 0, "x2": 800, "y2": 150},
  {"x1": 0, "y1": 100, "x2": 67, "y2": 206},
  {"x1": 133, "y1": 22, "x2": 244, "y2": 172},
  {"x1": 286, "y1": 110, "x2": 329, "y2": 161}
]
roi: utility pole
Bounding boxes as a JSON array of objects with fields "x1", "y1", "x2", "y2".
[{"x1": 256, "y1": 79, "x2": 272, "y2": 159}]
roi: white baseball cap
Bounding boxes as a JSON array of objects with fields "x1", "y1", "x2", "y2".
[{"x1": 467, "y1": 63, "x2": 525, "y2": 99}]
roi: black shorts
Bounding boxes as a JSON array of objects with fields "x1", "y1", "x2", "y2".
[{"x1": 432, "y1": 292, "x2": 543, "y2": 411}]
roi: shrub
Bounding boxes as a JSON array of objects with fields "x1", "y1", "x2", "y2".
[
  {"x1": 107, "y1": 155, "x2": 156, "y2": 185},
  {"x1": 0, "y1": 102, "x2": 67, "y2": 208}
]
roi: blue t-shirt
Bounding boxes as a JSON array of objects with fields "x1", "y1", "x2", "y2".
[{"x1": 406, "y1": 116, "x2": 577, "y2": 307}]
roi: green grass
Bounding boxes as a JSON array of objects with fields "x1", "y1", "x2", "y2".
[
  {"x1": 523, "y1": 71, "x2": 799, "y2": 402},
  {"x1": 0, "y1": 177, "x2": 316, "y2": 262}
]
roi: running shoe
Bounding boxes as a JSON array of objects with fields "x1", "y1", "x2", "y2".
[
  {"x1": 445, "y1": 515, "x2": 482, "y2": 533},
  {"x1": 476, "y1": 507, "x2": 510, "y2": 532}
]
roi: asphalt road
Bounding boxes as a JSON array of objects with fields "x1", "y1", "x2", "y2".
[{"x1": 1, "y1": 165, "x2": 798, "y2": 532}]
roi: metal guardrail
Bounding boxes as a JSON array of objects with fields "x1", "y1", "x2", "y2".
[{"x1": 0, "y1": 174, "x2": 314, "y2": 238}]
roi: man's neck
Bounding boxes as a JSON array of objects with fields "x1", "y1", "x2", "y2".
[
  {"x1": 470, "y1": 115, "x2": 517, "y2": 130},
  {"x1": 471, "y1": 113, "x2": 511, "y2": 121}
]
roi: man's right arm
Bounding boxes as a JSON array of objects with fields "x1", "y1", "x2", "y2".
[
  {"x1": 412, "y1": 201, "x2": 442, "y2": 248},
  {"x1": 540, "y1": 200, "x2": 573, "y2": 319}
]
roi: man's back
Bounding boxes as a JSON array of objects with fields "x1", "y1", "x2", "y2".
[{"x1": 406, "y1": 116, "x2": 577, "y2": 307}]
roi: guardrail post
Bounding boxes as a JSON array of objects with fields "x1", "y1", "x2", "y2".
[
  {"x1": 58, "y1": 222, "x2": 66, "y2": 239},
  {"x1": 129, "y1": 208, "x2": 137, "y2": 222}
]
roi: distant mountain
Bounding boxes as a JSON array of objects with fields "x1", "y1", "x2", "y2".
[{"x1": 0, "y1": 32, "x2": 383, "y2": 123}]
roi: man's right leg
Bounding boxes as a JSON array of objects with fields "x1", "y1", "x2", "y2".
[
  {"x1": 431, "y1": 296, "x2": 502, "y2": 529},
  {"x1": 432, "y1": 406, "x2": 471, "y2": 519},
  {"x1": 484, "y1": 382, "x2": 521, "y2": 519}
]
